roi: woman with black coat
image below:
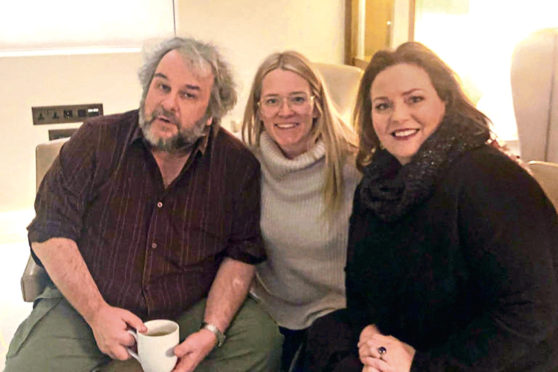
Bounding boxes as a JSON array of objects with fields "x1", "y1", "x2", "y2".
[{"x1": 305, "y1": 42, "x2": 558, "y2": 372}]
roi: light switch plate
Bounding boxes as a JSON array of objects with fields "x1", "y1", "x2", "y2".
[{"x1": 32, "y1": 103, "x2": 103, "y2": 125}]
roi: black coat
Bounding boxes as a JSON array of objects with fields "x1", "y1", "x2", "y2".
[{"x1": 347, "y1": 145, "x2": 558, "y2": 371}]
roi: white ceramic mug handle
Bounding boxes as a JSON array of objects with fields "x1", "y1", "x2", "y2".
[{"x1": 126, "y1": 329, "x2": 140, "y2": 361}]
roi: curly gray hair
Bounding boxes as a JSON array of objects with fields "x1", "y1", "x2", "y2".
[{"x1": 138, "y1": 37, "x2": 237, "y2": 127}]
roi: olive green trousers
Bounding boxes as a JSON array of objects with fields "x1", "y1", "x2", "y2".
[{"x1": 5, "y1": 285, "x2": 282, "y2": 372}]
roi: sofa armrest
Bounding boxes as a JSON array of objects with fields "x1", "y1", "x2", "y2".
[
  {"x1": 21, "y1": 137, "x2": 68, "y2": 302},
  {"x1": 21, "y1": 256, "x2": 50, "y2": 302}
]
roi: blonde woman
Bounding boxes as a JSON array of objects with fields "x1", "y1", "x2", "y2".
[{"x1": 242, "y1": 51, "x2": 361, "y2": 370}]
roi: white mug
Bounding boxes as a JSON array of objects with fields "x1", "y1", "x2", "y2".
[{"x1": 127, "y1": 319, "x2": 179, "y2": 372}]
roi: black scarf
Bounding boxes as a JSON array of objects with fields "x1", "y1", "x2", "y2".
[{"x1": 359, "y1": 115, "x2": 489, "y2": 222}]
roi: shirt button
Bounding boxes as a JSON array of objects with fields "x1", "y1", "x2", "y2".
[
  {"x1": 157, "y1": 201, "x2": 163, "y2": 208},
  {"x1": 151, "y1": 242, "x2": 157, "y2": 249}
]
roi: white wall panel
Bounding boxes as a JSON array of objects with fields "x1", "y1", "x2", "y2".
[{"x1": 0, "y1": 0, "x2": 174, "y2": 53}]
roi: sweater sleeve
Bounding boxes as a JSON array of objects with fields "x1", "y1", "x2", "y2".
[{"x1": 412, "y1": 150, "x2": 558, "y2": 371}]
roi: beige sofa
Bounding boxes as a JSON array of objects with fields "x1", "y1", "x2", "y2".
[
  {"x1": 529, "y1": 161, "x2": 558, "y2": 210},
  {"x1": 21, "y1": 138, "x2": 67, "y2": 302},
  {"x1": 314, "y1": 62, "x2": 362, "y2": 124},
  {"x1": 511, "y1": 28, "x2": 558, "y2": 163}
]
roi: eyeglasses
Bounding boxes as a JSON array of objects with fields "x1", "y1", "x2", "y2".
[{"x1": 258, "y1": 93, "x2": 315, "y2": 116}]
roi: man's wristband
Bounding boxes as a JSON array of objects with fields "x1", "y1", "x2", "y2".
[{"x1": 200, "y1": 322, "x2": 226, "y2": 348}]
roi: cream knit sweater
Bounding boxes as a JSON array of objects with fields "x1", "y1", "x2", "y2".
[{"x1": 250, "y1": 132, "x2": 361, "y2": 329}]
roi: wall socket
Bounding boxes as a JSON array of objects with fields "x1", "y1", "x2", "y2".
[{"x1": 32, "y1": 103, "x2": 103, "y2": 125}]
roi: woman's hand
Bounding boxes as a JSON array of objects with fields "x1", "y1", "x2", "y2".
[{"x1": 358, "y1": 324, "x2": 415, "y2": 372}]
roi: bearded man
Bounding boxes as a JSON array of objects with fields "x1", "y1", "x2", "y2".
[{"x1": 5, "y1": 37, "x2": 282, "y2": 372}]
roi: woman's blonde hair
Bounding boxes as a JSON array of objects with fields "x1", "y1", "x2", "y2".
[{"x1": 242, "y1": 51, "x2": 357, "y2": 217}]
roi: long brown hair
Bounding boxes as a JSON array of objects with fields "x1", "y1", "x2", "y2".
[{"x1": 354, "y1": 42, "x2": 491, "y2": 171}]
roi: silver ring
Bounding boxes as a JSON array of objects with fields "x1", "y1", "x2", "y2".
[{"x1": 377, "y1": 346, "x2": 387, "y2": 358}]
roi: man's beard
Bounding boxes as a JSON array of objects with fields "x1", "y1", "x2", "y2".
[{"x1": 139, "y1": 103, "x2": 209, "y2": 153}]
